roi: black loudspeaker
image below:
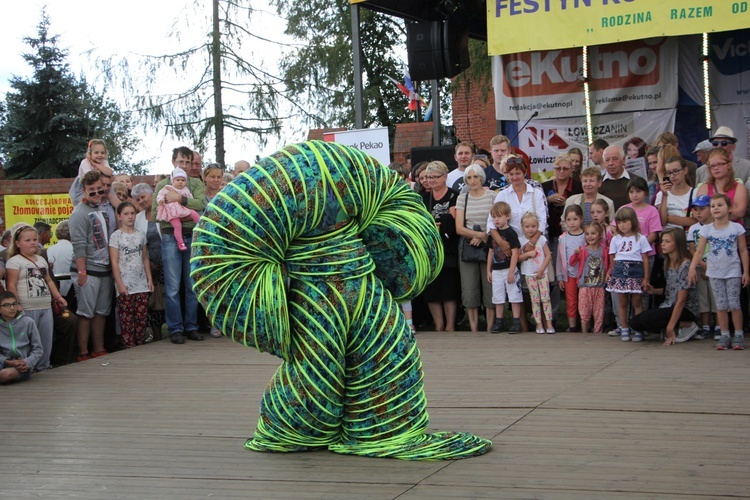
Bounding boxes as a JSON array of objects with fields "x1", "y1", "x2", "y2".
[
  {"x1": 407, "y1": 20, "x2": 469, "y2": 81},
  {"x1": 410, "y1": 146, "x2": 457, "y2": 171}
]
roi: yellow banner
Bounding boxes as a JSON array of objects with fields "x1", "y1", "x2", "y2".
[
  {"x1": 3, "y1": 194, "x2": 75, "y2": 246},
  {"x1": 488, "y1": 0, "x2": 750, "y2": 55}
]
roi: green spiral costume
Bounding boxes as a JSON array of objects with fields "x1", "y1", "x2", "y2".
[{"x1": 190, "y1": 140, "x2": 491, "y2": 460}]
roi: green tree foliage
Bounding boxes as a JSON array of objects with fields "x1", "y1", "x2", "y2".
[
  {"x1": 105, "y1": 0, "x2": 290, "y2": 167},
  {"x1": 275, "y1": 1, "x2": 420, "y2": 129},
  {"x1": 0, "y1": 11, "x2": 145, "y2": 179}
]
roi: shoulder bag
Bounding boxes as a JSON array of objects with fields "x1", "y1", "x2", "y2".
[{"x1": 460, "y1": 193, "x2": 489, "y2": 263}]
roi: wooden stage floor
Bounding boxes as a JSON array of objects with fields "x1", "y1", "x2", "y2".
[{"x1": 2, "y1": 331, "x2": 749, "y2": 499}]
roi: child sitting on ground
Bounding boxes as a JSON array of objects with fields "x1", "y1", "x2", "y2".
[
  {"x1": 156, "y1": 167, "x2": 201, "y2": 251},
  {"x1": 0, "y1": 291, "x2": 42, "y2": 384}
]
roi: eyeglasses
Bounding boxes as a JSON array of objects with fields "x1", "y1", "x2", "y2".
[
  {"x1": 665, "y1": 167, "x2": 684, "y2": 176},
  {"x1": 554, "y1": 166, "x2": 572, "y2": 171},
  {"x1": 426, "y1": 174, "x2": 444, "y2": 179},
  {"x1": 87, "y1": 189, "x2": 108, "y2": 197},
  {"x1": 709, "y1": 161, "x2": 728, "y2": 169},
  {"x1": 712, "y1": 140, "x2": 732, "y2": 147},
  {"x1": 473, "y1": 154, "x2": 488, "y2": 160},
  {"x1": 0, "y1": 303, "x2": 19, "y2": 308},
  {"x1": 506, "y1": 157, "x2": 524, "y2": 165}
]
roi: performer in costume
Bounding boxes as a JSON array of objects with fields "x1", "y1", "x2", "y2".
[{"x1": 190, "y1": 141, "x2": 491, "y2": 460}]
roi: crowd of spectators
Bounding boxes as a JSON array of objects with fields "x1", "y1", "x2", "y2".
[
  {"x1": 397, "y1": 125, "x2": 750, "y2": 351},
  {"x1": 0, "y1": 144, "x2": 254, "y2": 382},
  {"x1": 3, "y1": 128, "x2": 749, "y2": 383}
]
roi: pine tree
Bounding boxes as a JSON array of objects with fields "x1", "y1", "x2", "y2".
[{"x1": 0, "y1": 10, "x2": 144, "y2": 179}]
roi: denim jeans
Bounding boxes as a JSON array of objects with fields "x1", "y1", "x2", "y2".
[{"x1": 162, "y1": 232, "x2": 199, "y2": 335}]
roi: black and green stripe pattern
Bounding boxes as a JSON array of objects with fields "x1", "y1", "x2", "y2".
[{"x1": 190, "y1": 141, "x2": 491, "y2": 460}]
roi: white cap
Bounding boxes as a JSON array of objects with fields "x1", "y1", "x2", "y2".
[
  {"x1": 171, "y1": 167, "x2": 187, "y2": 180},
  {"x1": 693, "y1": 140, "x2": 713, "y2": 153}
]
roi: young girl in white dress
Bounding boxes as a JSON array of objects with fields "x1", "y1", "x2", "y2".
[
  {"x1": 606, "y1": 207, "x2": 650, "y2": 342},
  {"x1": 518, "y1": 212, "x2": 554, "y2": 334}
]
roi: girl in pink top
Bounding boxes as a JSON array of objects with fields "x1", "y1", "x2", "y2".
[
  {"x1": 697, "y1": 149, "x2": 748, "y2": 223},
  {"x1": 78, "y1": 139, "x2": 114, "y2": 179},
  {"x1": 615, "y1": 177, "x2": 662, "y2": 258},
  {"x1": 156, "y1": 168, "x2": 201, "y2": 251}
]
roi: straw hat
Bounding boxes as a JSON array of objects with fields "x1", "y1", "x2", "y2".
[{"x1": 709, "y1": 126, "x2": 737, "y2": 143}]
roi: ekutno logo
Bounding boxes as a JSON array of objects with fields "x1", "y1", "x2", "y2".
[{"x1": 503, "y1": 39, "x2": 665, "y2": 97}]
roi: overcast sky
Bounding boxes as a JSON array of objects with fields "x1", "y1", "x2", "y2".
[{"x1": 0, "y1": 0, "x2": 301, "y2": 173}]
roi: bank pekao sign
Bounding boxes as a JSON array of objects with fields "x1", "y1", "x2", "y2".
[{"x1": 323, "y1": 127, "x2": 390, "y2": 166}]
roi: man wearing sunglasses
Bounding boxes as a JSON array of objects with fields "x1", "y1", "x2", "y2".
[
  {"x1": 706, "y1": 126, "x2": 750, "y2": 184},
  {"x1": 68, "y1": 171, "x2": 114, "y2": 361}
]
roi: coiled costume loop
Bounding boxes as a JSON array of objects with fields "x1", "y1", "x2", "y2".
[{"x1": 191, "y1": 141, "x2": 491, "y2": 460}]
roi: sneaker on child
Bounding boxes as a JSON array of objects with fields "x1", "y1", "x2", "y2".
[
  {"x1": 675, "y1": 323, "x2": 700, "y2": 343},
  {"x1": 716, "y1": 336, "x2": 732, "y2": 350},
  {"x1": 732, "y1": 336, "x2": 745, "y2": 350}
]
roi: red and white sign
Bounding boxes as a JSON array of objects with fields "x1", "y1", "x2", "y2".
[
  {"x1": 494, "y1": 38, "x2": 678, "y2": 121},
  {"x1": 518, "y1": 109, "x2": 676, "y2": 180}
]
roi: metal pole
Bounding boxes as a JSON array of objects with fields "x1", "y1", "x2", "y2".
[
  {"x1": 431, "y1": 79, "x2": 440, "y2": 145},
  {"x1": 351, "y1": 4, "x2": 364, "y2": 129}
]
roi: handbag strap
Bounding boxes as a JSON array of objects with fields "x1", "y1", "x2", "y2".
[
  {"x1": 20, "y1": 254, "x2": 44, "y2": 271},
  {"x1": 463, "y1": 192, "x2": 471, "y2": 229}
]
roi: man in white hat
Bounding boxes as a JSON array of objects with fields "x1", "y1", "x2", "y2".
[
  {"x1": 694, "y1": 139, "x2": 716, "y2": 184},
  {"x1": 708, "y1": 126, "x2": 750, "y2": 183}
]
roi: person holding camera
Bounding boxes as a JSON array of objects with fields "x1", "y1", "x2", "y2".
[
  {"x1": 655, "y1": 147, "x2": 696, "y2": 231},
  {"x1": 455, "y1": 164, "x2": 496, "y2": 332}
]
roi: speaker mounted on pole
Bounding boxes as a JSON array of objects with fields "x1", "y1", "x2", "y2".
[{"x1": 406, "y1": 19, "x2": 469, "y2": 81}]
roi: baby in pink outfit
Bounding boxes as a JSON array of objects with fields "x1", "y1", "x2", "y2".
[{"x1": 157, "y1": 167, "x2": 201, "y2": 251}]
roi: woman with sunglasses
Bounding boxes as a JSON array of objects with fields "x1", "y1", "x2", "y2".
[
  {"x1": 421, "y1": 161, "x2": 460, "y2": 331},
  {"x1": 696, "y1": 148, "x2": 748, "y2": 223}
]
